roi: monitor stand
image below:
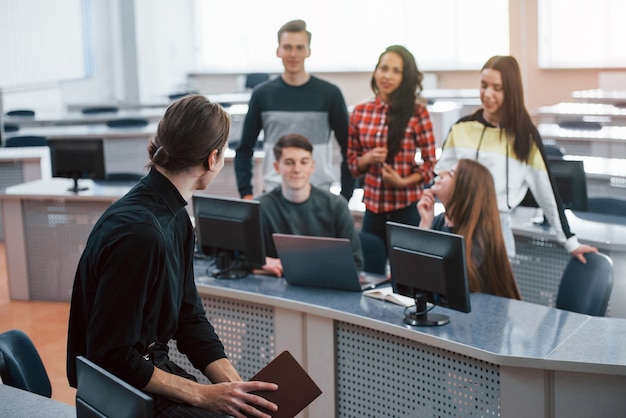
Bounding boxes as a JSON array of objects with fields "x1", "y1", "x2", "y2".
[
  {"x1": 404, "y1": 293, "x2": 450, "y2": 327},
  {"x1": 210, "y1": 252, "x2": 250, "y2": 279},
  {"x1": 529, "y1": 209, "x2": 550, "y2": 227},
  {"x1": 68, "y1": 177, "x2": 88, "y2": 193}
]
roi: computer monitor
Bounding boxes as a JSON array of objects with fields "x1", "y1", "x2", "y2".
[
  {"x1": 519, "y1": 158, "x2": 588, "y2": 214},
  {"x1": 48, "y1": 138, "x2": 106, "y2": 193},
  {"x1": 550, "y1": 158, "x2": 588, "y2": 211},
  {"x1": 386, "y1": 221, "x2": 471, "y2": 327},
  {"x1": 192, "y1": 194, "x2": 265, "y2": 279},
  {"x1": 75, "y1": 356, "x2": 153, "y2": 418}
]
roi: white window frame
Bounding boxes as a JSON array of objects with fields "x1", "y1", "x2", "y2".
[
  {"x1": 0, "y1": 0, "x2": 89, "y2": 88},
  {"x1": 538, "y1": 0, "x2": 626, "y2": 69},
  {"x1": 193, "y1": 0, "x2": 509, "y2": 73}
]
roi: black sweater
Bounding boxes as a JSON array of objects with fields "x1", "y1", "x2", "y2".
[{"x1": 67, "y1": 168, "x2": 226, "y2": 389}]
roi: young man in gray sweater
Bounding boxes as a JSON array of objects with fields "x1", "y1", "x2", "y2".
[{"x1": 256, "y1": 133, "x2": 363, "y2": 278}]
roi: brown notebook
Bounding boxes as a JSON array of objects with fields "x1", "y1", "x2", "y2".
[{"x1": 246, "y1": 350, "x2": 322, "y2": 418}]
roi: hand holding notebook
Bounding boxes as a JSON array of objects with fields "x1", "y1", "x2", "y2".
[{"x1": 245, "y1": 351, "x2": 322, "y2": 418}]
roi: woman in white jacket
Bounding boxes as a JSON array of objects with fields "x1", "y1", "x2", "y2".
[{"x1": 436, "y1": 55, "x2": 596, "y2": 262}]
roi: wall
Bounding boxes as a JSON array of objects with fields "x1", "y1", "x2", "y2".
[
  {"x1": 60, "y1": 0, "x2": 122, "y2": 106},
  {"x1": 2, "y1": 0, "x2": 196, "y2": 112},
  {"x1": 188, "y1": 0, "x2": 626, "y2": 110},
  {"x1": 507, "y1": 0, "x2": 601, "y2": 110},
  {"x1": 434, "y1": 0, "x2": 621, "y2": 111},
  {"x1": 134, "y1": 0, "x2": 196, "y2": 104},
  {"x1": 2, "y1": 0, "x2": 625, "y2": 115}
]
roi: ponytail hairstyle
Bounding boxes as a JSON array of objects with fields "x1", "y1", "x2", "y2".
[
  {"x1": 446, "y1": 159, "x2": 521, "y2": 299},
  {"x1": 148, "y1": 94, "x2": 230, "y2": 174},
  {"x1": 481, "y1": 55, "x2": 539, "y2": 163},
  {"x1": 371, "y1": 45, "x2": 422, "y2": 163}
]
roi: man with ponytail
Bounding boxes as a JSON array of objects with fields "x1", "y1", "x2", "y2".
[{"x1": 67, "y1": 95, "x2": 278, "y2": 417}]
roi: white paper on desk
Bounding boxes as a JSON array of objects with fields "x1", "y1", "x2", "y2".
[{"x1": 363, "y1": 287, "x2": 415, "y2": 307}]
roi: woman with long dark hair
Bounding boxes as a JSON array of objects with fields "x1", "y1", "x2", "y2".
[
  {"x1": 436, "y1": 55, "x2": 596, "y2": 262},
  {"x1": 418, "y1": 159, "x2": 520, "y2": 299},
  {"x1": 348, "y1": 45, "x2": 436, "y2": 248}
]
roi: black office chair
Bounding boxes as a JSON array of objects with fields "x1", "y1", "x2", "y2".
[
  {"x1": 359, "y1": 231, "x2": 387, "y2": 275},
  {"x1": 544, "y1": 144, "x2": 565, "y2": 158},
  {"x1": 104, "y1": 172, "x2": 144, "y2": 182},
  {"x1": 168, "y1": 91, "x2": 198, "y2": 101},
  {"x1": 76, "y1": 356, "x2": 153, "y2": 418},
  {"x1": 245, "y1": 73, "x2": 270, "y2": 90},
  {"x1": 5, "y1": 109, "x2": 35, "y2": 117},
  {"x1": 556, "y1": 252, "x2": 613, "y2": 316},
  {"x1": 586, "y1": 197, "x2": 626, "y2": 217},
  {"x1": 106, "y1": 118, "x2": 149, "y2": 128},
  {"x1": 0, "y1": 329, "x2": 52, "y2": 398},
  {"x1": 3, "y1": 123, "x2": 20, "y2": 133},
  {"x1": 81, "y1": 105, "x2": 119, "y2": 114},
  {"x1": 5, "y1": 135, "x2": 48, "y2": 147},
  {"x1": 557, "y1": 120, "x2": 602, "y2": 130},
  {"x1": 228, "y1": 139, "x2": 264, "y2": 151}
]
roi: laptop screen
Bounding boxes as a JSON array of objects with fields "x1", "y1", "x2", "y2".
[{"x1": 273, "y1": 234, "x2": 388, "y2": 292}]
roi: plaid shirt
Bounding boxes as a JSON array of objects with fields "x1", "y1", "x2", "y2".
[{"x1": 348, "y1": 96, "x2": 436, "y2": 213}]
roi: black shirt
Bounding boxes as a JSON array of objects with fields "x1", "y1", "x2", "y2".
[{"x1": 67, "y1": 168, "x2": 226, "y2": 389}]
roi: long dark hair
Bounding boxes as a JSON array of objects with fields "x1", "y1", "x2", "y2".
[
  {"x1": 481, "y1": 55, "x2": 539, "y2": 163},
  {"x1": 446, "y1": 159, "x2": 521, "y2": 300},
  {"x1": 371, "y1": 45, "x2": 423, "y2": 163},
  {"x1": 148, "y1": 95, "x2": 230, "y2": 174}
]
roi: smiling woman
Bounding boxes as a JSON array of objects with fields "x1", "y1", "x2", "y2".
[
  {"x1": 193, "y1": 0, "x2": 509, "y2": 72},
  {"x1": 347, "y1": 45, "x2": 437, "y2": 252}
]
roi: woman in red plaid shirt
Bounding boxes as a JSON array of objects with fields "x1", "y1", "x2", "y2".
[{"x1": 348, "y1": 45, "x2": 437, "y2": 250}]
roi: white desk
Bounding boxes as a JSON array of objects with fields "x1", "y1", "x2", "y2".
[
  {"x1": 86, "y1": 92, "x2": 254, "y2": 110},
  {"x1": 0, "y1": 147, "x2": 51, "y2": 241},
  {"x1": 350, "y1": 202, "x2": 626, "y2": 318},
  {"x1": 1, "y1": 179, "x2": 132, "y2": 301},
  {"x1": 509, "y1": 206, "x2": 626, "y2": 318},
  {"x1": 421, "y1": 88, "x2": 480, "y2": 101},
  {"x1": 533, "y1": 102, "x2": 626, "y2": 126},
  {"x1": 7, "y1": 123, "x2": 158, "y2": 176},
  {"x1": 538, "y1": 123, "x2": 626, "y2": 158},
  {"x1": 571, "y1": 89, "x2": 626, "y2": 106},
  {"x1": 4, "y1": 107, "x2": 166, "y2": 128},
  {"x1": 165, "y1": 264, "x2": 626, "y2": 418},
  {"x1": 565, "y1": 155, "x2": 626, "y2": 199},
  {"x1": 0, "y1": 146, "x2": 51, "y2": 183},
  {"x1": 426, "y1": 101, "x2": 463, "y2": 147},
  {"x1": 6, "y1": 103, "x2": 248, "y2": 160},
  {"x1": 205, "y1": 92, "x2": 252, "y2": 105},
  {"x1": 0, "y1": 384, "x2": 75, "y2": 417},
  {"x1": 422, "y1": 88, "x2": 482, "y2": 118},
  {"x1": 0, "y1": 163, "x2": 263, "y2": 301}
]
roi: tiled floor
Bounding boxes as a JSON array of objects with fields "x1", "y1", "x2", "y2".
[{"x1": 0, "y1": 243, "x2": 76, "y2": 406}]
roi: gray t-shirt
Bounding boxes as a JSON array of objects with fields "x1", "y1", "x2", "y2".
[{"x1": 257, "y1": 186, "x2": 363, "y2": 270}]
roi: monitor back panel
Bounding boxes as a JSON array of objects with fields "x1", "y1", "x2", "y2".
[
  {"x1": 75, "y1": 356, "x2": 153, "y2": 418},
  {"x1": 273, "y1": 234, "x2": 364, "y2": 292}
]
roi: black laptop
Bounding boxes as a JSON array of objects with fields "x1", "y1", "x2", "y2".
[{"x1": 273, "y1": 233, "x2": 390, "y2": 292}]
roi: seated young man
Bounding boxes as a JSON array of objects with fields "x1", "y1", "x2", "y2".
[{"x1": 258, "y1": 133, "x2": 362, "y2": 277}]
